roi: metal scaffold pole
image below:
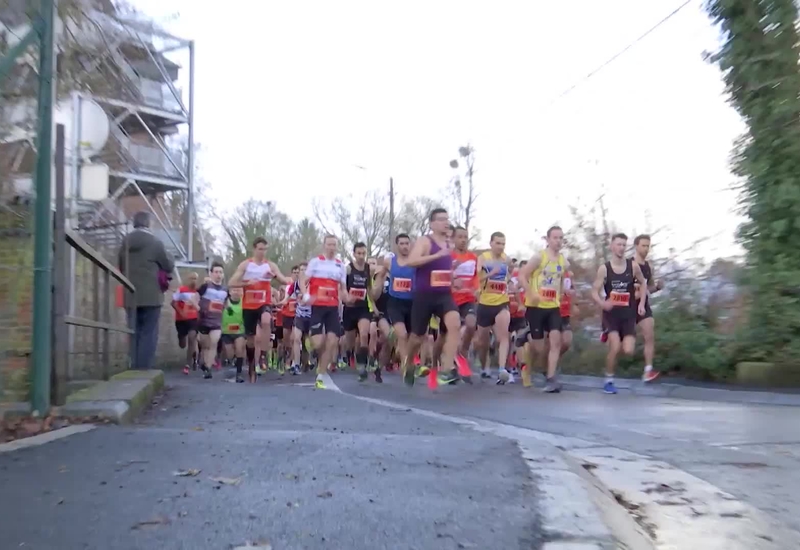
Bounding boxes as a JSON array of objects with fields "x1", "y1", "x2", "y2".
[{"x1": 31, "y1": 0, "x2": 57, "y2": 415}]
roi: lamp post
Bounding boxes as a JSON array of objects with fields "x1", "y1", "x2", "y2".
[{"x1": 354, "y1": 165, "x2": 395, "y2": 250}]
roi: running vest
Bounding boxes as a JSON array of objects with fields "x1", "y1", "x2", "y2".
[
  {"x1": 375, "y1": 273, "x2": 390, "y2": 312},
  {"x1": 635, "y1": 260, "x2": 652, "y2": 308},
  {"x1": 559, "y1": 270, "x2": 573, "y2": 317},
  {"x1": 526, "y1": 250, "x2": 567, "y2": 309},
  {"x1": 452, "y1": 251, "x2": 478, "y2": 305},
  {"x1": 222, "y1": 300, "x2": 244, "y2": 335},
  {"x1": 198, "y1": 282, "x2": 228, "y2": 328},
  {"x1": 346, "y1": 262, "x2": 370, "y2": 308},
  {"x1": 414, "y1": 237, "x2": 451, "y2": 293},
  {"x1": 306, "y1": 255, "x2": 346, "y2": 307},
  {"x1": 604, "y1": 259, "x2": 636, "y2": 319},
  {"x1": 242, "y1": 259, "x2": 273, "y2": 309},
  {"x1": 172, "y1": 285, "x2": 199, "y2": 321},
  {"x1": 478, "y1": 251, "x2": 509, "y2": 306},
  {"x1": 282, "y1": 282, "x2": 299, "y2": 317},
  {"x1": 292, "y1": 280, "x2": 312, "y2": 318},
  {"x1": 388, "y1": 255, "x2": 414, "y2": 299}
]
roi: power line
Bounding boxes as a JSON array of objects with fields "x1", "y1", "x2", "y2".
[{"x1": 546, "y1": 0, "x2": 694, "y2": 106}]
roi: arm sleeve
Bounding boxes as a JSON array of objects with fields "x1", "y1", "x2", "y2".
[{"x1": 197, "y1": 284, "x2": 208, "y2": 295}]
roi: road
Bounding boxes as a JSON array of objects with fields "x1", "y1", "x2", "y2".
[
  {"x1": 0, "y1": 373, "x2": 545, "y2": 550},
  {"x1": 334, "y1": 369, "x2": 800, "y2": 545}
]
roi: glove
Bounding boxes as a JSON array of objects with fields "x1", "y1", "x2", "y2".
[{"x1": 226, "y1": 307, "x2": 234, "y2": 315}]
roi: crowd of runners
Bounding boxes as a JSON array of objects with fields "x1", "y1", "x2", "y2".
[{"x1": 170, "y1": 208, "x2": 663, "y2": 394}]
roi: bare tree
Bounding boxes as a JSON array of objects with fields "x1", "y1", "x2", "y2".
[
  {"x1": 223, "y1": 199, "x2": 294, "y2": 271},
  {"x1": 312, "y1": 190, "x2": 390, "y2": 259},
  {"x1": 395, "y1": 195, "x2": 440, "y2": 239},
  {"x1": 448, "y1": 145, "x2": 479, "y2": 241},
  {"x1": 289, "y1": 217, "x2": 323, "y2": 264}
]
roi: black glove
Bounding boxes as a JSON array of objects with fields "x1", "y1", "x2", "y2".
[{"x1": 226, "y1": 307, "x2": 234, "y2": 315}]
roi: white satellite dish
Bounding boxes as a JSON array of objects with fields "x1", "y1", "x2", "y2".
[{"x1": 53, "y1": 98, "x2": 110, "y2": 160}]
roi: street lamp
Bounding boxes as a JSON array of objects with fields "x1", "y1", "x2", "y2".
[{"x1": 353, "y1": 164, "x2": 395, "y2": 250}]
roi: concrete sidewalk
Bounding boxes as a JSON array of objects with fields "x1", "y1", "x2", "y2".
[{"x1": 0, "y1": 371, "x2": 619, "y2": 550}]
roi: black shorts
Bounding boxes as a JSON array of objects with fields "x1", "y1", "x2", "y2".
[
  {"x1": 477, "y1": 303, "x2": 509, "y2": 328},
  {"x1": 525, "y1": 307, "x2": 562, "y2": 340},
  {"x1": 243, "y1": 306, "x2": 271, "y2": 336},
  {"x1": 271, "y1": 332, "x2": 279, "y2": 349},
  {"x1": 515, "y1": 327, "x2": 530, "y2": 348},
  {"x1": 561, "y1": 315, "x2": 572, "y2": 332},
  {"x1": 410, "y1": 291, "x2": 457, "y2": 337},
  {"x1": 310, "y1": 306, "x2": 341, "y2": 337},
  {"x1": 636, "y1": 306, "x2": 653, "y2": 324},
  {"x1": 274, "y1": 325, "x2": 284, "y2": 341},
  {"x1": 509, "y1": 316, "x2": 526, "y2": 334},
  {"x1": 458, "y1": 301, "x2": 477, "y2": 320},
  {"x1": 175, "y1": 319, "x2": 197, "y2": 339},
  {"x1": 197, "y1": 324, "x2": 220, "y2": 335},
  {"x1": 343, "y1": 307, "x2": 372, "y2": 332},
  {"x1": 294, "y1": 316, "x2": 312, "y2": 334},
  {"x1": 387, "y1": 296, "x2": 413, "y2": 330},
  {"x1": 282, "y1": 317, "x2": 295, "y2": 336},
  {"x1": 604, "y1": 311, "x2": 637, "y2": 339},
  {"x1": 221, "y1": 333, "x2": 244, "y2": 345}
]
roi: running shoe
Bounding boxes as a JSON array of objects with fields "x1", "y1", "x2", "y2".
[
  {"x1": 182, "y1": 364, "x2": 190, "y2": 375},
  {"x1": 542, "y1": 377, "x2": 561, "y2": 393},
  {"x1": 358, "y1": 367, "x2": 368, "y2": 382},
  {"x1": 201, "y1": 366, "x2": 212, "y2": 380},
  {"x1": 642, "y1": 369, "x2": 660, "y2": 383},
  {"x1": 315, "y1": 375, "x2": 326, "y2": 390},
  {"x1": 374, "y1": 368, "x2": 383, "y2": 383},
  {"x1": 437, "y1": 369, "x2": 459, "y2": 386},
  {"x1": 603, "y1": 380, "x2": 617, "y2": 394},
  {"x1": 403, "y1": 364, "x2": 415, "y2": 387}
]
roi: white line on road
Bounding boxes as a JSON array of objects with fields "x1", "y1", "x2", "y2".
[{"x1": 0, "y1": 424, "x2": 96, "y2": 454}]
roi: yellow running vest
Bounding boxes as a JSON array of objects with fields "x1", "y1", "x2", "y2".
[
  {"x1": 478, "y1": 251, "x2": 510, "y2": 306},
  {"x1": 526, "y1": 250, "x2": 566, "y2": 309}
]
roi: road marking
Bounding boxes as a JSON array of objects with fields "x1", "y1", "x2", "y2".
[
  {"x1": 0, "y1": 424, "x2": 96, "y2": 454},
  {"x1": 335, "y1": 391, "x2": 800, "y2": 549},
  {"x1": 317, "y1": 372, "x2": 341, "y2": 393}
]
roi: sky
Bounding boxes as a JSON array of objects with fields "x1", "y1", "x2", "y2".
[{"x1": 132, "y1": 0, "x2": 745, "y2": 261}]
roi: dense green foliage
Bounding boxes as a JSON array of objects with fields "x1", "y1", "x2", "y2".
[{"x1": 706, "y1": 0, "x2": 800, "y2": 364}]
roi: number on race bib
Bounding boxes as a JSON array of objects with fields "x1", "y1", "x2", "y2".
[
  {"x1": 609, "y1": 291, "x2": 630, "y2": 306},
  {"x1": 539, "y1": 287, "x2": 557, "y2": 301},
  {"x1": 318, "y1": 286, "x2": 337, "y2": 299},
  {"x1": 487, "y1": 280, "x2": 507, "y2": 294},
  {"x1": 227, "y1": 324, "x2": 240, "y2": 333},
  {"x1": 209, "y1": 300, "x2": 225, "y2": 312},
  {"x1": 350, "y1": 288, "x2": 367, "y2": 299},
  {"x1": 392, "y1": 278, "x2": 412, "y2": 292},
  {"x1": 245, "y1": 290, "x2": 267, "y2": 303},
  {"x1": 430, "y1": 270, "x2": 451, "y2": 288}
]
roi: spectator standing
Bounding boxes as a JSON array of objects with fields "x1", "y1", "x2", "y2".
[{"x1": 118, "y1": 211, "x2": 175, "y2": 369}]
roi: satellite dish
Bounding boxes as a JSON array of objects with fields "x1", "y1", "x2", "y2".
[{"x1": 53, "y1": 98, "x2": 110, "y2": 160}]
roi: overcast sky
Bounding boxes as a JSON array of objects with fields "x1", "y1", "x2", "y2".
[{"x1": 132, "y1": 0, "x2": 745, "y2": 260}]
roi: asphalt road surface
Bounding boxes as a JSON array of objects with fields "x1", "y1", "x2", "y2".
[
  {"x1": 0, "y1": 372, "x2": 544, "y2": 550},
  {"x1": 334, "y1": 368, "x2": 800, "y2": 540}
]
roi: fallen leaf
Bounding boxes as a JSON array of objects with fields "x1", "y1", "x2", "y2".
[
  {"x1": 191, "y1": 426, "x2": 204, "y2": 432},
  {"x1": 317, "y1": 491, "x2": 333, "y2": 499},
  {"x1": 56, "y1": 498, "x2": 65, "y2": 505},
  {"x1": 210, "y1": 476, "x2": 241, "y2": 486},
  {"x1": 178, "y1": 511, "x2": 188, "y2": 518},
  {"x1": 173, "y1": 469, "x2": 201, "y2": 477},
  {"x1": 131, "y1": 516, "x2": 171, "y2": 530},
  {"x1": 58, "y1": 465, "x2": 68, "y2": 473}
]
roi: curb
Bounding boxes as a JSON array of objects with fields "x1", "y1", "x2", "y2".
[
  {"x1": 553, "y1": 374, "x2": 800, "y2": 406},
  {"x1": 60, "y1": 369, "x2": 164, "y2": 424}
]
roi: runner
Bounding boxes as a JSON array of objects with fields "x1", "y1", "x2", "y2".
[
  {"x1": 591, "y1": 232, "x2": 649, "y2": 394},
  {"x1": 378, "y1": 233, "x2": 415, "y2": 372},
  {"x1": 451, "y1": 226, "x2": 479, "y2": 371},
  {"x1": 518, "y1": 226, "x2": 569, "y2": 393},
  {"x1": 633, "y1": 234, "x2": 663, "y2": 383},
  {"x1": 229, "y1": 237, "x2": 293, "y2": 377},
  {"x1": 476, "y1": 232, "x2": 512, "y2": 382},
  {"x1": 278, "y1": 266, "x2": 300, "y2": 373},
  {"x1": 302, "y1": 235, "x2": 354, "y2": 389},
  {"x1": 559, "y1": 268, "x2": 577, "y2": 355},
  {"x1": 404, "y1": 208, "x2": 462, "y2": 387},
  {"x1": 507, "y1": 268, "x2": 526, "y2": 377},
  {"x1": 172, "y1": 272, "x2": 199, "y2": 375},
  {"x1": 196, "y1": 262, "x2": 227, "y2": 380},
  {"x1": 368, "y1": 256, "x2": 392, "y2": 374},
  {"x1": 221, "y1": 284, "x2": 246, "y2": 383},
  {"x1": 343, "y1": 242, "x2": 377, "y2": 382},
  {"x1": 291, "y1": 262, "x2": 312, "y2": 373}
]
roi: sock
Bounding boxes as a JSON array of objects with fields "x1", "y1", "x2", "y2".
[
  {"x1": 246, "y1": 346, "x2": 255, "y2": 366},
  {"x1": 235, "y1": 357, "x2": 244, "y2": 374},
  {"x1": 356, "y1": 347, "x2": 368, "y2": 367},
  {"x1": 644, "y1": 364, "x2": 653, "y2": 372},
  {"x1": 605, "y1": 372, "x2": 614, "y2": 382}
]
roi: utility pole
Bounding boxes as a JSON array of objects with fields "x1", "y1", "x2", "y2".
[
  {"x1": 31, "y1": 0, "x2": 57, "y2": 416},
  {"x1": 388, "y1": 177, "x2": 395, "y2": 249}
]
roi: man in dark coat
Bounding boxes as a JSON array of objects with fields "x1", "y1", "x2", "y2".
[{"x1": 118, "y1": 211, "x2": 175, "y2": 369}]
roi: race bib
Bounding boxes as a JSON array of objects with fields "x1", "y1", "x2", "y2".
[
  {"x1": 392, "y1": 278, "x2": 412, "y2": 292},
  {"x1": 318, "y1": 286, "x2": 337, "y2": 299},
  {"x1": 209, "y1": 300, "x2": 225, "y2": 312},
  {"x1": 610, "y1": 291, "x2": 630, "y2": 306},
  {"x1": 486, "y1": 280, "x2": 507, "y2": 294},
  {"x1": 226, "y1": 323, "x2": 240, "y2": 333},
  {"x1": 539, "y1": 287, "x2": 558, "y2": 301},
  {"x1": 350, "y1": 288, "x2": 367, "y2": 300},
  {"x1": 430, "y1": 270, "x2": 451, "y2": 288},
  {"x1": 245, "y1": 290, "x2": 267, "y2": 303}
]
